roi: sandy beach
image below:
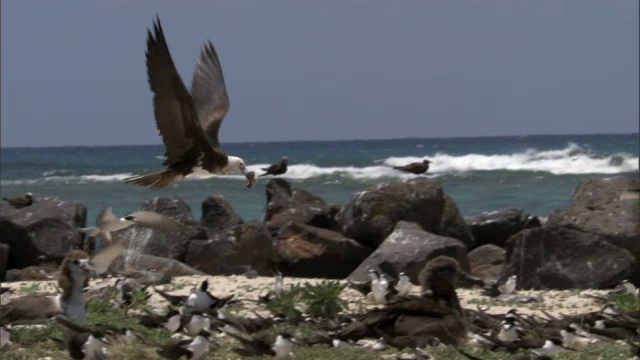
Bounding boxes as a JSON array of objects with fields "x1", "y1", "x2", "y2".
[{"x1": 3, "y1": 274, "x2": 608, "y2": 317}]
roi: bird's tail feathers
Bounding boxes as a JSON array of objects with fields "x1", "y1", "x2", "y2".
[{"x1": 124, "y1": 170, "x2": 178, "y2": 189}]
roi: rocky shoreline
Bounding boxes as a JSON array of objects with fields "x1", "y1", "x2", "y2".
[{"x1": 1, "y1": 176, "x2": 638, "y2": 291}]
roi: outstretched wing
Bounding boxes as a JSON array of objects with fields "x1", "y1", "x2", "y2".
[
  {"x1": 91, "y1": 242, "x2": 126, "y2": 275},
  {"x1": 126, "y1": 210, "x2": 188, "y2": 232},
  {"x1": 96, "y1": 207, "x2": 118, "y2": 228},
  {"x1": 146, "y1": 17, "x2": 204, "y2": 167},
  {"x1": 190, "y1": 41, "x2": 230, "y2": 151}
]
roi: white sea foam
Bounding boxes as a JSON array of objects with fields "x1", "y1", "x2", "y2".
[
  {"x1": 386, "y1": 143, "x2": 639, "y2": 175},
  {"x1": 1, "y1": 173, "x2": 135, "y2": 186},
  {"x1": 2, "y1": 144, "x2": 637, "y2": 186}
]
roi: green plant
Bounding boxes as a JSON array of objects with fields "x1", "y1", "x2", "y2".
[
  {"x1": 302, "y1": 280, "x2": 347, "y2": 318},
  {"x1": 19, "y1": 282, "x2": 41, "y2": 295},
  {"x1": 609, "y1": 293, "x2": 640, "y2": 311},
  {"x1": 266, "y1": 281, "x2": 347, "y2": 320},
  {"x1": 267, "y1": 283, "x2": 306, "y2": 320}
]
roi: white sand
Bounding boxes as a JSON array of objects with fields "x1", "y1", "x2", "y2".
[{"x1": 3, "y1": 275, "x2": 608, "y2": 317}]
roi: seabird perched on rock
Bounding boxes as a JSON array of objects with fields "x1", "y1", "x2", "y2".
[
  {"x1": 125, "y1": 17, "x2": 250, "y2": 189},
  {"x1": 79, "y1": 207, "x2": 188, "y2": 243},
  {"x1": 392, "y1": 159, "x2": 431, "y2": 175},
  {"x1": 260, "y1": 157, "x2": 288, "y2": 177},
  {"x1": 2, "y1": 192, "x2": 34, "y2": 209}
]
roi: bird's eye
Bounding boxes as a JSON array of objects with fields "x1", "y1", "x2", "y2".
[{"x1": 73, "y1": 259, "x2": 80, "y2": 265}]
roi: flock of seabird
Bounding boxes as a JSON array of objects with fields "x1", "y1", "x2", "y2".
[{"x1": 3, "y1": 15, "x2": 636, "y2": 360}]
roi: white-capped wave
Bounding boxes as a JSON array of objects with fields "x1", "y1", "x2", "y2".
[
  {"x1": 1, "y1": 173, "x2": 135, "y2": 186},
  {"x1": 384, "y1": 143, "x2": 638, "y2": 175},
  {"x1": 2, "y1": 144, "x2": 636, "y2": 186}
]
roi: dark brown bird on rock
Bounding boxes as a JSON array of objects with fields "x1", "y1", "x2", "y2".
[
  {"x1": 260, "y1": 157, "x2": 288, "y2": 177},
  {"x1": 124, "y1": 17, "x2": 249, "y2": 189},
  {"x1": 393, "y1": 159, "x2": 431, "y2": 175},
  {"x1": 2, "y1": 192, "x2": 34, "y2": 209},
  {"x1": 337, "y1": 256, "x2": 470, "y2": 347}
]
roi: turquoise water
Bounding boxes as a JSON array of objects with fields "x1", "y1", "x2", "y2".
[{"x1": 1, "y1": 134, "x2": 638, "y2": 225}]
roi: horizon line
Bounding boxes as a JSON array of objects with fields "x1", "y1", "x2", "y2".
[{"x1": 0, "y1": 132, "x2": 638, "y2": 150}]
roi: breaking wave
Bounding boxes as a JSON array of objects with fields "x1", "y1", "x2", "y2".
[{"x1": 2, "y1": 143, "x2": 637, "y2": 185}]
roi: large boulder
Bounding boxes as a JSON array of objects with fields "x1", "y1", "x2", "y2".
[
  {"x1": 263, "y1": 179, "x2": 339, "y2": 233},
  {"x1": 547, "y1": 177, "x2": 640, "y2": 261},
  {"x1": 115, "y1": 196, "x2": 196, "y2": 261},
  {"x1": 0, "y1": 198, "x2": 86, "y2": 262},
  {"x1": 465, "y1": 208, "x2": 541, "y2": 248},
  {"x1": 500, "y1": 226, "x2": 636, "y2": 289},
  {"x1": 0, "y1": 243, "x2": 8, "y2": 280},
  {"x1": 185, "y1": 222, "x2": 274, "y2": 276},
  {"x1": 0, "y1": 218, "x2": 39, "y2": 269},
  {"x1": 335, "y1": 178, "x2": 474, "y2": 248},
  {"x1": 347, "y1": 221, "x2": 469, "y2": 284},
  {"x1": 467, "y1": 244, "x2": 506, "y2": 280},
  {"x1": 273, "y1": 223, "x2": 372, "y2": 278},
  {"x1": 193, "y1": 195, "x2": 244, "y2": 239}
]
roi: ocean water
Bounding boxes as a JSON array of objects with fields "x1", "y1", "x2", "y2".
[{"x1": 1, "y1": 134, "x2": 638, "y2": 227}]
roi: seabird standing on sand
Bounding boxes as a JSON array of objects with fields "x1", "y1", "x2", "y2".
[
  {"x1": 2, "y1": 192, "x2": 34, "y2": 209},
  {"x1": 0, "y1": 324, "x2": 12, "y2": 350},
  {"x1": 260, "y1": 157, "x2": 288, "y2": 177},
  {"x1": 396, "y1": 272, "x2": 412, "y2": 297},
  {"x1": 0, "y1": 245, "x2": 123, "y2": 321},
  {"x1": 79, "y1": 207, "x2": 188, "y2": 244},
  {"x1": 134, "y1": 309, "x2": 182, "y2": 334},
  {"x1": 224, "y1": 331, "x2": 297, "y2": 358},
  {"x1": 392, "y1": 159, "x2": 431, "y2": 175},
  {"x1": 338, "y1": 256, "x2": 471, "y2": 347},
  {"x1": 499, "y1": 275, "x2": 518, "y2": 295},
  {"x1": 124, "y1": 17, "x2": 251, "y2": 189},
  {"x1": 186, "y1": 279, "x2": 234, "y2": 313},
  {"x1": 156, "y1": 330, "x2": 213, "y2": 360}
]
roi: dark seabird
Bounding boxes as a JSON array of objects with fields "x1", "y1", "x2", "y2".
[
  {"x1": 392, "y1": 159, "x2": 431, "y2": 175},
  {"x1": 338, "y1": 256, "x2": 470, "y2": 347},
  {"x1": 55, "y1": 314, "x2": 135, "y2": 346},
  {"x1": 156, "y1": 330, "x2": 213, "y2": 360},
  {"x1": 2, "y1": 192, "x2": 34, "y2": 209},
  {"x1": 260, "y1": 157, "x2": 288, "y2": 177},
  {"x1": 134, "y1": 309, "x2": 182, "y2": 334},
  {"x1": 125, "y1": 17, "x2": 249, "y2": 189},
  {"x1": 154, "y1": 287, "x2": 189, "y2": 307}
]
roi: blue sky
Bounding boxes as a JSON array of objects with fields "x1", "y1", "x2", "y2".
[{"x1": 1, "y1": 1, "x2": 638, "y2": 147}]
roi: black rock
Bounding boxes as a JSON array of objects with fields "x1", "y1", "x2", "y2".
[
  {"x1": 347, "y1": 221, "x2": 470, "y2": 284},
  {"x1": 499, "y1": 226, "x2": 636, "y2": 290},
  {"x1": 335, "y1": 178, "x2": 474, "y2": 249}
]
